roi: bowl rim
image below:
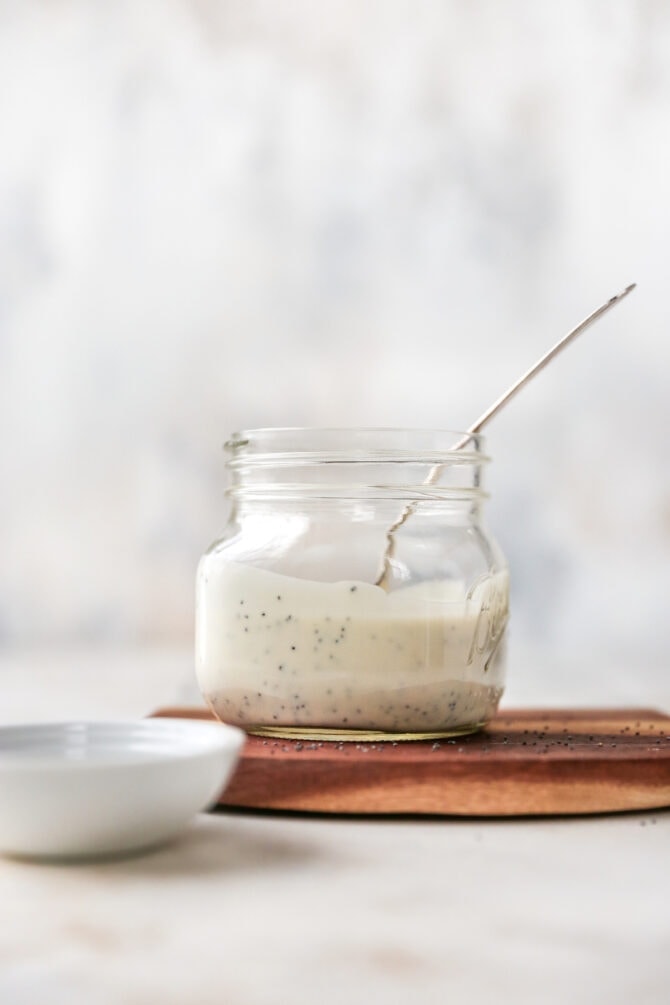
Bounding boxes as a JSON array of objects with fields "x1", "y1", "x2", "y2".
[{"x1": 0, "y1": 718, "x2": 246, "y2": 772}]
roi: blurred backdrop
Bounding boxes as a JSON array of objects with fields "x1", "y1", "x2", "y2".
[{"x1": 1, "y1": 1, "x2": 668, "y2": 700}]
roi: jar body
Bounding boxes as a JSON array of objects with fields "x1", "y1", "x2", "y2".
[{"x1": 196, "y1": 429, "x2": 509, "y2": 740}]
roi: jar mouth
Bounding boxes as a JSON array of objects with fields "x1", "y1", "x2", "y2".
[
  {"x1": 225, "y1": 427, "x2": 488, "y2": 463},
  {"x1": 225, "y1": 429, "x2": 488, "y2": 501}
]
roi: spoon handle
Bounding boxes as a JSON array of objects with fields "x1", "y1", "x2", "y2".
[
  {"x1": 375, "y1": 283, "x2": 637, "y2": 586},
  {"x1": 429, "y1": 283, "x2": 637, "y2": 464},
  {"x1": 467, "y1": 283, "x2": 636, "y2": 437}
]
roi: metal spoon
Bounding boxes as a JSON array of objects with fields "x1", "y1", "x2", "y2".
[{"x1": 375, "y1": 282, "x2": 637, "y2": 588}]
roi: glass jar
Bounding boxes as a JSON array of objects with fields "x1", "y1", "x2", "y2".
[{"x1": 195, "y1": 428, "x2": 509, "y2": 741}]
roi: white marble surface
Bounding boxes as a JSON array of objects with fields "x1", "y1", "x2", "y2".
[
  {"x1": 0, "y1": 650, "x2": 668, "y2": 1005},
  {"x1": 0, "y1": 1, "x2": 670, "y2": 674}
]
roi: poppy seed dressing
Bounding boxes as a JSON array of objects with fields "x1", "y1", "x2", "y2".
[{"x1": 196, "y1": 561, "x2": 509, "y2": 739}]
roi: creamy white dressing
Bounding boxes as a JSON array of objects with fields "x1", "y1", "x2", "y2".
[{"x1": 196, "y1": 561, "x2": 508, "y2": 737}]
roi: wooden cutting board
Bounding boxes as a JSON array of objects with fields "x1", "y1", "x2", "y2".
[{"x1": 152, "y1": 707, "x2": 670, "y2": 817}]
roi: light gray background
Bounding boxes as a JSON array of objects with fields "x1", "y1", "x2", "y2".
[{"x1": 1, "y1": 1, "x2": 668, "y2": 700}]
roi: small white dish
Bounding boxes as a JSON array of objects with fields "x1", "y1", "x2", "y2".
[{"x1": 0, "y1": 718, "x2": 245, "y2": 860}]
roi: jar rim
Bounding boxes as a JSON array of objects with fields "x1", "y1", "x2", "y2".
[{"x1": 225, "y1": 427, "x2": 487, "y2": 459}]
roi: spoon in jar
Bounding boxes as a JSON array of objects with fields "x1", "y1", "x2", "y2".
[{"x1": 375, "y1": 282, "x2": 637, "y2": 589}]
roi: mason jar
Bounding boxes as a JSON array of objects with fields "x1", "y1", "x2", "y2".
[{"x1": 195, "y1": 428, "x2": 509, "y2": 741}]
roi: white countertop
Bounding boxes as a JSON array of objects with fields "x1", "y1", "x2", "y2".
[{"x1": 1, "y1": 649, "x2": 669, "y2": 1005}]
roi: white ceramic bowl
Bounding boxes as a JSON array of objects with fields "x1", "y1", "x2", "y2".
[{"x1": 0, "y1": 718, "x2": 245, "y2": 860}]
